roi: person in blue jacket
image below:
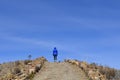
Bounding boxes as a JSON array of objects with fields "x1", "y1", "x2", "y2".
[{"x1": 53, "y1": 47, "x2": 58, "y2": 62}]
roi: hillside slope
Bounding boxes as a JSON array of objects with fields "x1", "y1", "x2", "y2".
[
  {"x1": 0, "y1": 57, "x2": 119, "y2": 80},
  {"x1": 33, "y1": 62, "x2": 88, "y2": 80}
]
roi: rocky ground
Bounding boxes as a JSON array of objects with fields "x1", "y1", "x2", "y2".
[
  {"x1": 0, "y1": 57, "x2": 47, "y2": 80},
  {"x1": 0, "y1": 57, "x2": 119, "y2": 80}
]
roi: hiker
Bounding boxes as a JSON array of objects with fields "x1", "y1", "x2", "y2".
[{"x1": 53, "y1": 47, "x2": 58, "y2": 62}]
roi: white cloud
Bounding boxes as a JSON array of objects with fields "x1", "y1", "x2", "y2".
[{"x1": 2, "y1": 36, "x2": 78, "y2": 53}]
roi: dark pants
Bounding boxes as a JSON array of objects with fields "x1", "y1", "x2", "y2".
[{"x1": 54, "y1": 55, "x2": 57, "y2": 62}]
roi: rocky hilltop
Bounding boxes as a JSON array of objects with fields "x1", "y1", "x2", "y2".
[
  {"x1": 0, "y1": 57, "x2": 119, "y2": 80},
  {"x1": 0, "y1": 57, "x2": 47, "y2": 80}
]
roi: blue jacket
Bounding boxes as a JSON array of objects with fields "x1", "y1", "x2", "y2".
[{"x1": 53, "y1": 48, "x2": 58, "y2": 56}]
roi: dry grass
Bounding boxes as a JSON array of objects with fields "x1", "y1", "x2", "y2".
[
  {"x1": 0, "y1": 57, "x2": 47, "y2": 80},
  {"x1": 66, "y1": 59, "x2": 120, "y2": 80}
]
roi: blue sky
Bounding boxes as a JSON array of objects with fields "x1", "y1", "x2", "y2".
[{"x1": 0, "y1": 0, "x2": 120, "y2": 69}]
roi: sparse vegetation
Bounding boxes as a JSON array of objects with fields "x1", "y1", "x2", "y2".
[
  {"x1": 0, "y1": 57, "x2": 119, "y2": 80},
  {"x1": 15, "y1": 60, "x2": 20, "y2": 66},
  {"x1": 88, "y1": 63, "x2": 116, "y2": 79},
  {"x1": 114, "y1": 70, "x2": 120, "y2": 80},
  {"x1": 98, "y1": 66, "x2": 116, "y2": 79},
  {"x1": 26, "y1": 73, "x2": 35, "y2": 80},
  {"x1": 24, "y1": 60, "x2": 32, "y2": 65},
  {"x1": 66, "y1": 59, "x2": 120, "y2": 80},
  {"x1": 13, "y1": 67, "x2": 21, "y2": 74},
  {"x1": 0, "y1": 57, "x2": 47, "y2": 80}
]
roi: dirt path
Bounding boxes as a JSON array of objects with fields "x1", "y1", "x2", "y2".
[{"x1": 33, "y1": 62, "x2": 88, "y2": 80}]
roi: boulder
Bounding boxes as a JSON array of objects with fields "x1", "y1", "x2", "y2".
[
  {"x1": 29, "y1": 68, "x2": 35, "y2": 74},
  {"x1": 66, "y1": 60, "x2": 80, "y2": 66}
]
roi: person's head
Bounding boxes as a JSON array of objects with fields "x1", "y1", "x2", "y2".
[{"x1": 54, "y1": 47, "x2": 56, "y2": 49}]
